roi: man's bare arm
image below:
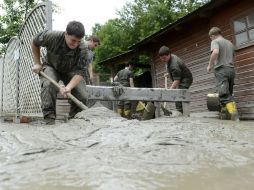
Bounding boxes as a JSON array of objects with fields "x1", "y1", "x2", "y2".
[
  {"x1": 31, "y1": 42, "x2": 42, "y2": 74},
  {"x1": 207, "y1": 48, "x2": 219, "y2": 73}
]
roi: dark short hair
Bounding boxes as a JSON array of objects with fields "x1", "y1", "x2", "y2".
[
  {"x1": 209, "y1": 27, "x2": 221, "y2": 36},
  {"x1": 87, "y1": 35, "x2": 100, "y2": 45},
  {"x1": 158, "y1": 46, "x2": 171, "y2": 56},
  {"x1": 66, "y1": 21, "x2": 85, "y2": 38},
  {"x1": 125, "y1": 61, "x2": 134, "y2": 67}
]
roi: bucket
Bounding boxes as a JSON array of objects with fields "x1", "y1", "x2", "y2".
[{"x1": 207, "y1": 93, "x2": 221, "y2": 111}]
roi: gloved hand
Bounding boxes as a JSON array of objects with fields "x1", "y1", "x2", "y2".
[
  {"x1": 112, "y1": 81, "x2": 120, "y2": 86},
  {"x1": 112, "y1": 82, "x2": 124, "y2": 96}
]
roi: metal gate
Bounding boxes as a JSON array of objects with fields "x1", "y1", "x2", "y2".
[
  {"x1": 0, "y1": 1, "x2": 52, "y2": 118},
  {"x1": 0, "y1": 37, "x2": 20, "y2": 116}
]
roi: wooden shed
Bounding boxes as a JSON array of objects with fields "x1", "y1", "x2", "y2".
[{"x1": 99, "y1": 0, "x2": 254, "y2": 120}]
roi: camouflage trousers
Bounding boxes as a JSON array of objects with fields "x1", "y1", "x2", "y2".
[
  {"x1": 175, "y1": 77, "x2": 193, "y2": 113},
  {"x1": 214, "y1": 66, "x2": 235, "y2": 105},
  {"x1": 117, "y1": 100, "x2": 131, "y2": 110},
  {"x1": 40, "y1": 65, "x2": 88, "y2": 119}
]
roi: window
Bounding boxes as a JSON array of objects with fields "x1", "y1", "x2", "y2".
[{"x1": 233, "y1": 13, "x2": 254, "y2": 47}]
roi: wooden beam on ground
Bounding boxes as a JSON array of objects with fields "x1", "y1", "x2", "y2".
[
  {"x1": 85, "y1": 86, "x2": 191, "y2": 116},
  {"x1": 86, "y1": 85, "x2": 190, "y2": 102}
]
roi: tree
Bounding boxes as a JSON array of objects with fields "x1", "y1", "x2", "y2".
[
  {"x1": 0, "y1": 0, "x2": 51, "y2": 54},
  {"x1": 93, "y1": 0, "x2": 210, "y2": 76},
  {"x1": 117, "y1": 0, "x2": 210, "y2": 40}
]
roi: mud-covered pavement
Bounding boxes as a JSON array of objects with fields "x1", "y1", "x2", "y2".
[{"x1": 0, "y1": 105, "x2": 254, "y2": 190}]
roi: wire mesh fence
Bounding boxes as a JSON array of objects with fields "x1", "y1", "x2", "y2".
[
  {"x1": 0, "y1": 1, "x2": 115, "y2": 119},
  {"x1": 1, "y1": 37, "x2": 20, "y2": 116},
  {"x1": 0, "y1": 1, "x2": 52, "y2": 118},
  {"x1": 0, "y1": 56, "x2": 4, "y2": 114}
]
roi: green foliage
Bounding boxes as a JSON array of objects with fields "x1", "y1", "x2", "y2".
[
  {"x1": 0, "y1": 0, "x2": 210, "y2": 81},
  {"x1": 0, "y1": 0, "x2": 35, "y2": 54},
  {"x1": 118, "y1": 0, "x2": 176, "y2": 40},
  {"x1": 94, "y1": 19, "x2": 128, "y2": 62},
  {"x1": 0, "y1": 0, "x2": 48, "y2": 54},
  {"x1": 92, "y1": 0, "x2": 209, "y2": 78},
  {"x1": 92, "y1": 18, "x2": 135, "y2": 76}
]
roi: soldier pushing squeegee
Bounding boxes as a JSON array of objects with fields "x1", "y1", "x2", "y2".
[
  {"x1": 38, "y1": 72, "x2": 191, "y2": 121},
  {"x1": 31, "y1": 20, "x2": 192, "y2": 124}
]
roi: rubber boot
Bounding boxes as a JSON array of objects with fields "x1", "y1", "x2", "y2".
[
  {"x1": 117, "y1": 108, "x2": 124, "y2": 117},
  {"x1": 219, "y1": 106, "x2": 230, "y2": 120},
  {"x1": 124, "y1": 109, "x2": 131, "y2": 119},
  {"x1": 225, "y1": 102, "x2": 240, "y2": 121}
]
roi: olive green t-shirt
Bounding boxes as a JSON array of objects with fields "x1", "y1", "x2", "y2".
[
  {"x1": 116, "y1": 68, "x2": 133, "y2": 87},
  {"x1": 210, "y1": 37, "x2": 235, "y2": 69},
  {"x1": 166, "y1": 54, "x2": 193, "y2": 82},
  {"x1": 84, "y1": 41, "x2": 94, "y2": 65}
]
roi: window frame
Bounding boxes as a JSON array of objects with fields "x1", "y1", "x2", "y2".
[{"x1": 231, "y1": 8, "x2": 254, "y2": 50}]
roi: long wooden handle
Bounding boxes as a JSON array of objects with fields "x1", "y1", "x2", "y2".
[
  {"x1": 163, "y1": 75, "x2": 168, "y2": 107},
  {"x1": 39, "y1": 71, "x2": 87, "y2": 110},
  {"x1": 138, "y1": 101, "x2": 149, "y2": 112},
  {"x1": 164, "y1": 75, "x2": 168, "y2": 89}
]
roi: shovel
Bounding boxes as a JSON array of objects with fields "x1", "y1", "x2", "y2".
[
  {"x1": 39, "y1": 71, "x2": 88, "y2": 110},
  {"x1": 161, "y1": 74, "x2": 172, "y2": 116}
]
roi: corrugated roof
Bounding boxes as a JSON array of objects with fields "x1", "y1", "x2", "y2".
[{"x1": 98, "y1": 50, "x2": 134, "y2": 66}]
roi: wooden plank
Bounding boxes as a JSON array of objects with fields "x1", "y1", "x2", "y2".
[
  {"x1": 182, "y1": 102, "x2": 190, "y2": 116},
  {"x1": 236, "y1": 51, "x2": 254, "y2": 61},
  {"x1": 234, "y1": 94, "x2": 254, "y2": 102},
  {"x1": 235, "y1": 89, "x2": 254, "y2": 97},
  {"x1": 236, "y1": 63, "x2": 254, "y2": 73},
  {"x1": 235, "y1": 75, "x2": 254, "y2": 85},
  {"x1": 236, "y1": 47, "x2": 254, "y2": 58},
  {"x1": 240, "y1": 114, "x2": 254, "y2": 120},
  {"x1": 86, "y1": 86, "x2": 191, "y2": 102},
  {"x1": 235, "y1": 82, "x2": 254, "y2": 91},
  {"x1": 236, "y1": 58, "x2": 254, "y2": 67}
]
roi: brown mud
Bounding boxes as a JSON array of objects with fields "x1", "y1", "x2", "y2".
[{"x1": 0, "y1": 105, "x2": 254, "y2": 190}]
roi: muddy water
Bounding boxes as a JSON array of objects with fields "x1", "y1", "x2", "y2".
[{"x1": 0, "y1": 105, "x2": 254, "y2": 190}]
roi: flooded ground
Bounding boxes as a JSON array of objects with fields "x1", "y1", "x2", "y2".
[{"x1": 0, "y1": 105, "x2": 254, "y2": 190}]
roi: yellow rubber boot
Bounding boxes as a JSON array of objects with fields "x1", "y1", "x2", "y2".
[
  {"x1": 117, "y1": 108, "x2": 124, "y2": 117},
  {"x1": 219, "y1": 106, "x2": 229, "y2": 120},
  {"x1": 124, "y1": 109, "x2": 131, "y2": 119},
  {"x1": 225, "y1": 102, "x2": 239, "y2": 121},
  {"x1": 136, "y1": 101, "x2": 145, "y2": 112}
]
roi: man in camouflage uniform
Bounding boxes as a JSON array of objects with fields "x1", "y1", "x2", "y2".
[
  {"x1": 207, "y1": 27, "x2": 239, "y2": 121},
  {"x1": 82, "y1": 36, "x2": 100, "y2": 108},
  {"x1": 159, "y1": 46, "x2": 193, "y2": 114},
  {"x1": 84, "y1": 35, "x2": 100, "y2": 85},
  {"x1": 31, "y1": 21, "x2": 89, "y2": 124},
  {"x1": 113, "y1": 62, "x2": 134, "y2": 119}
]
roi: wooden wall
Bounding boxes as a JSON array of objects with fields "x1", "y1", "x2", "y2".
[
  {"x1": 210, "y1": 1, "x2": 254, "y2": 119},
  {"x1": 152, "y1": 22, "x2": 212, "y2": 113},
  {"x1": 151, "y1": 0, "x2": 254, "y2": 119}
]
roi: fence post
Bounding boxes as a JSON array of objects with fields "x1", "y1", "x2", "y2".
[{"x1": 46, "y1": 0, "x2": 52, "y2": 30}]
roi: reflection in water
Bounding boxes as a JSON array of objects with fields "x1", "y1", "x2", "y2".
[{"x1": 0, "y1": 106, "x2": 254, "y2": 190}]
